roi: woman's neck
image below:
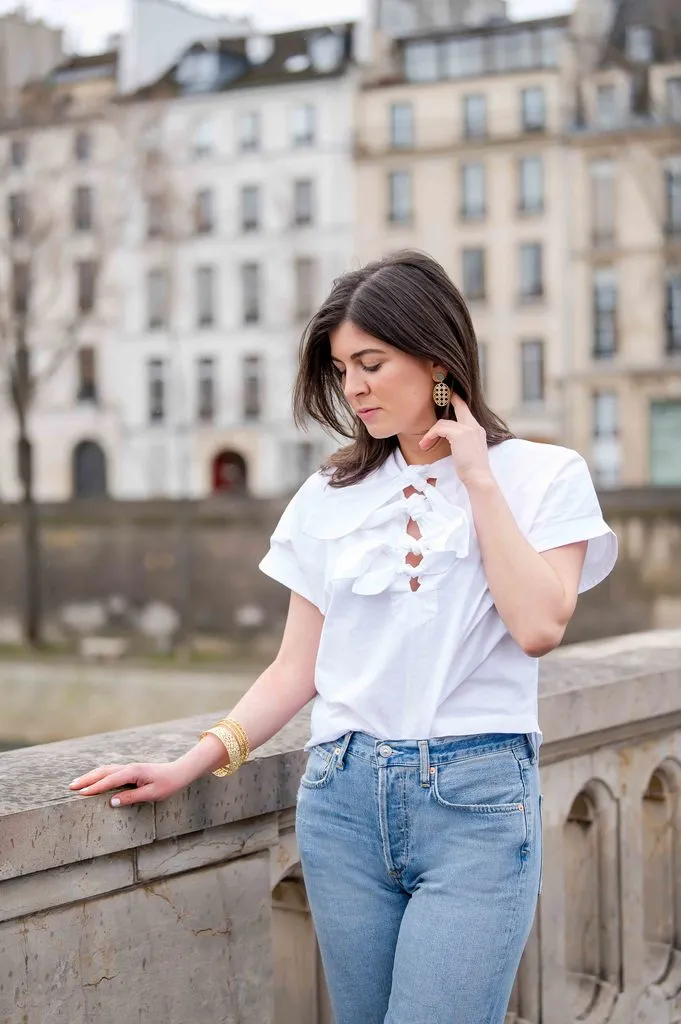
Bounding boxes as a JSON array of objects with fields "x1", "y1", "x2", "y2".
[{"x1": 397, "y1": 434, "x2": 451, "y2": 466}]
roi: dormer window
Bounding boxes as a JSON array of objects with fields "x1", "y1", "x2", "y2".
[
  {"x1": 176, "y1": 50, "x2": 221, "y2": 93},
  {"x1": 625, "y1": 25, "x2": 653, "y2": 63}
]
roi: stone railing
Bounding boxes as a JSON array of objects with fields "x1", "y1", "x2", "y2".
[{"x1": 1, "y1": 631, "x2": 681, "y2": 1024}]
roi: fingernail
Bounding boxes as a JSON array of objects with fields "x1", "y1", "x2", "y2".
[
  {"x1": 70, "y1": 779, "x2": 80, "y2": 786},
  {"x1": 110, "y1": 797, "x2": 121, "y2": 808}
]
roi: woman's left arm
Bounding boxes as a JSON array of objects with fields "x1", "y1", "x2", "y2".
[{"x1": 421, "y1": 395, "x2": 586, "y2": 657}]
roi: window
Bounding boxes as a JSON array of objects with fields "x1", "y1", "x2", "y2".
[
  {"x1": 192, "y1": 119, "x2": 214, "y2": 158},
  {"x1": 77, "y1": 346, "x2": 97, "y2": 402},
  {"x1": 461, "y1": 162, "x2": 485, "y2": 219},
  {"x1": 73, "y1": 186, "x2": 93, "y2": 231},
  {"x1": 241, "y1": 185, "x2": 260, "y2": 232},
  {"x1": 238, "y1": 111, "x2": 260, "y2": 152},
  {"x1": 295, "y1": 256, "x2": 316, "y2": 320},
  {"x1": 462, "y1": 248, "x2": 486, "y2": 301},
  {"x1": 292, "y1": 104, "x2": 316, "y2": 147},
  {"x1": 10, "y1": 138, "x2": 26, "y2": 169},
  {"x1": 590, "y1": 160, "x2": 615, "y2": 245},
  {"x1": 666, "y1": 273, "x2": 681, "y2": 354},
  {"x1": 242, "y1": 263, "x2": 260, "y2": 324},
  {"x1": 197, "y1": 356, "x2": 215, "y2": 422},
  {"x1": 12, "y1": 261, "x2": 29, "y2": 316},
  {"x1": 294, "y1": 179, "x2": 314, "y2": 226},
  {"x1": 444, "y1": 36, "x2": 484, "y2": 78},
  {"x1": 390, "y1": 102, "x2": 414, "y2": 148},
  {"x1": 650, "y1": 401, "x2": 681, "y2": 485},
  {"x1": 665, "y1": 163, "x2": 681, "y2": 236},
  {"x1": 667, "y1": 78, "x2": 681, "y2": 122},
  {"x1": 520, "y1": 340, "x2": 545, "y2": 403},
  {"x1": 519, "y1": 243, "x2": 543, "y2": 299},
  {"x1": 521, "y1": 87, "x2": 545, "y2": 132},
  {"x1": 518, "y1": 157, "x2": 543, "y2": 214},
  {"x1": 593, "y1": 390, "x2": 619, "y2": 437},
  {"x1": 147, "y1": 268, "x2": 169, "y2": 329},
  {"x1": 388, "y1": 170, "x2": 412, "y2": 224},
  {"x1": 596, "y1": 84, "x2": 618, "y2": 128},
  {"x1": 592, "y1": 391, "x2": 621, "y2": 486},
  {"x1": 74, "y1": 131, "x2": 91, "y2": 162},
  {"x1": 404, "y1": 40, "x2": 439, "y2": 82},
  {"x1": 148, "y1": 358, "x2": 166, "y2": 423},
  {"x1": 147, "y1": 194, "x2": 165, "y2": 238},
  {"x1": 593, "y1": 270, "x2": 618, "y2": 358},
  {"x1": 77, "y1": 260, "x2": 97, "y2": 314},
  {"x1": 8, "y1": 192, "x2": 28, "y2": 238},
  {"x1": 463, "y1": 94, "x2": 487, "y2": 138},
  {"x1": 625, "y1": 25, "x2": 653, "y2": 63},
  {"x1": 195, "y1": 188, "x2": 215, "y2": 234},
  {"x1": 243, "y1": 354, "x2": 262, "y2": 420},
  {"x1": 196, "y1": 265, "x2": 216, "y2": 327},
  {"x1": 478, "y1": 340, "x2": 488, "y2": 392}
]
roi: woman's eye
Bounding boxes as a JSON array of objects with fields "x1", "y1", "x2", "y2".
[{"x1": 363, "y1": 364, "x2": 382, "y2": 373}]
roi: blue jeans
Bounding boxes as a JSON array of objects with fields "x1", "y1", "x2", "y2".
[{"x1": 295, "y1": 731, "x2": 542, "y2": 1024}]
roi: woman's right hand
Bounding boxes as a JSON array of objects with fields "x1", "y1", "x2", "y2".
[{"x1": 69, "y1": 760, "x2": 189, "y2": 807}]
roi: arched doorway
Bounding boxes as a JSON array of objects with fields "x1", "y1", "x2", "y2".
[
  {"x1": 72, "y1": 440, "x2": 107, "y2": 498},
  {"x1": 212, "y1": 450, "x2": 247, "y2": 494}
]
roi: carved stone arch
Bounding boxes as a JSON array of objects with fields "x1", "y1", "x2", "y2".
[
  {"x1": 563, "y1": 780, "x2": 621, "y2": 1023},
  {"x1": 641, "y1": 759, "x2": 681, "y2": 991},
  {"x1": 271, "y1": 850, "x2": 332, "y2": 1024}
]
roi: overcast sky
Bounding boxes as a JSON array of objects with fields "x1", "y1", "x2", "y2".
[{"x1": 0, "y1": 0, "x2": 572, "y2": 52}]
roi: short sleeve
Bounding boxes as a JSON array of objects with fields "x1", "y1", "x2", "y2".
[
  {"x1": 259, "y1": 474, "x2": 328, "y2": 612},
  {"x1": 527, "y1": 452, "x2": 618, "y2": 594}
]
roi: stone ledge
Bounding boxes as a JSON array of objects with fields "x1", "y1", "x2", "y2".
[{"x1": 1, "y1": 632, "x2": 680, "y2": 885}]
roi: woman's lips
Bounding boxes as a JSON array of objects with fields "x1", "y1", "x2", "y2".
[{"x1": 357, "y1": 408, "x2": 380, "y2": 420}]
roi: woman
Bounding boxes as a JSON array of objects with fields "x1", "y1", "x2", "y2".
[{"x1": 71, "y1": 251, "x2": 617, "y2": 1024}]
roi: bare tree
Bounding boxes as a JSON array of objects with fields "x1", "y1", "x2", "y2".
[{"x1": 0, "y1": 115, "x2": 120, "y2": 646}]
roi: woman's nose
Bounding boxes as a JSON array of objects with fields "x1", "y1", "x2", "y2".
[{"x1": 344, "y1": 371, "x2": 368, "y2": 400}]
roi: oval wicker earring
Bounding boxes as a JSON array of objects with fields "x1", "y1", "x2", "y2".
[{"x1": 433, "y1": 372, "x2": 451, "y2": 408}]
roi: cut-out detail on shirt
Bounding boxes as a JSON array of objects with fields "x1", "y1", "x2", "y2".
[{"x1": 403, "y1": 477, "x2": 438, "y2": 593}]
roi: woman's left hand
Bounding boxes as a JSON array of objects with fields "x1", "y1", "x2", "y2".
[{"x1": 420, "y1": 393, "x2": 493, "y2": 488}]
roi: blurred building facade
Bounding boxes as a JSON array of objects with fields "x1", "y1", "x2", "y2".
[
  {"x1": 566, "y1": 0, "x2": 681, "y2": 486},
  {"x1": 114, "y1": 25, "x2": 357, "y2": 499},
  {"x1": 356, "y1": 13, "x2": 571, "y2": 446},
  {"x1": 358, "y1": 0, "x2": 681, "y2": 486},
  {"x1": 0, "y1": 0, "x2": 679, "y2": 502}
]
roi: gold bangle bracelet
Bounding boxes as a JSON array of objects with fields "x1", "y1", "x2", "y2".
[
  {"x1": 200, "y1": 725, "x2": 245, "y2": 777},
  {"x1": 218, "y1": 718, "x2": 250, "y2": 761}
]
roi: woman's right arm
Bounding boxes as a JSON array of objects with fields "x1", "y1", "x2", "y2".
[{"x1": 69, "y1": 592, "x2": 323, "y2": 806}]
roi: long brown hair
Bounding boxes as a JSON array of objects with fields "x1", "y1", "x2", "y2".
[{"x1": 293, "y1": 250, "x2": 513, "y2": 488}]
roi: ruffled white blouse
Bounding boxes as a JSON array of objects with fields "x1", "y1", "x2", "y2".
[{"x1": 259, "y1": 439, "x2": 618, "y2": 748}]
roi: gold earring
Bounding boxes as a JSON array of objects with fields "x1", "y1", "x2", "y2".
[{"x1": 433, "y1": 372, "x2": 451, "y2": 408}]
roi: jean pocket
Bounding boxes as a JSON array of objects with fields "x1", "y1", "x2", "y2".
[
  {"x1": 299, "y1": 743, "x2": 338, "y2": 790},
  {"x1": 431, "y1": 748, "x2": 526, "y2": 815}
]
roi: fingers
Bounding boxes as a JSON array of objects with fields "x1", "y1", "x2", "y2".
[
  {"x1": 420, "y1": 422, "x2": 454, "y2": 450},
  {"x1": 72, "y1": 765, "x2": 140, "y2": 797},
  {"x1": 110, "y1": 783, "x2": 157, "y2": 807},
  {"x1": 450, "y1": 392, "x2": 474, "y2": 420},
  {"x1": 69, "y1": 765, "x2": 124, "y2": 790}
]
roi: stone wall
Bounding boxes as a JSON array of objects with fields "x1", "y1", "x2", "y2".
[
  {"x1": 0, "y1": 488, "x2": 680, "y2": 645},
  {"x1": 1, "y1": 630, "x2": 681, "y2": 1023}
]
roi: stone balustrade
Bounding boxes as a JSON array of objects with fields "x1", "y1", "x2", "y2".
[{"x1": 1, "y1": 630, "x2": 681, "y2": 1023}]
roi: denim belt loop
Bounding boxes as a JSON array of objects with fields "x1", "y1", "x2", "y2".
[
  {"x1": 418, "y1": 739, "x2": 431, "y2": 788},
  {"x1": 336, "y1": 731, "x2": 353, "y2": 770},
  {"x1": 526, "y1": 732, "x2": 539, "y2": 764}
]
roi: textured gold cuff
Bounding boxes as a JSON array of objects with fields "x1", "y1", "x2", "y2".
[
  {"x1": 200, "y1": 725, "x2": 244, "y2": 777},
  {"x1": 217, "y1": 717, "x2": 250, "y2": 762}
]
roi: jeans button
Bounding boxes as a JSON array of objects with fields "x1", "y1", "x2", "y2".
[{"x1": 379, "y1": 744, "x2": 393, "y2": 757}]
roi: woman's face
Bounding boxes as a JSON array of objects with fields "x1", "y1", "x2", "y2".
[{"x1": 330, "y1": 321, "x2": 444, "y2": 440}]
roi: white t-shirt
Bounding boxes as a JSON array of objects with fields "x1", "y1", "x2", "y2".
[{"x1": 259, "y1": 440, "x2": 618, "y2": 749}]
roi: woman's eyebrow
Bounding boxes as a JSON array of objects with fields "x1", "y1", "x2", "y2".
[{"x1": 331, "y1": 348, "x2": 386, "y2": 364}]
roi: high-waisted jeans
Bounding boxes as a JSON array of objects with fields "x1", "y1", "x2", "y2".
[{"x1": 295, "y1": 730, "x2": 542, "y2": 1024}]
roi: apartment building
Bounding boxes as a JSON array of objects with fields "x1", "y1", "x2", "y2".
[
  {"x1": 115, "y1": 25, "x2": 358, "y2": 498},
  {"x1": 356, "y1": 11, "x2": 571, "y2": 445},
  {"x1": 567, "y1": 0, "x2": 681, "y2": 486},
  {"x1": 0, "y1": 50, "x2": 123, "y2": 503}
]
